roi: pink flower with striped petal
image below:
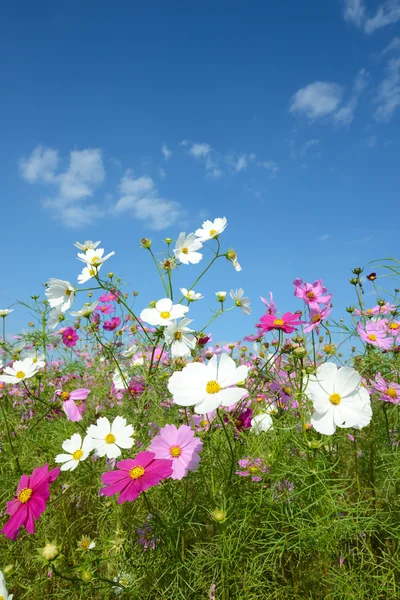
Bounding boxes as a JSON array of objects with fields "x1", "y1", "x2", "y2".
[{"x1": 149, "y1": 424, "x2": 203, "y2": 480}]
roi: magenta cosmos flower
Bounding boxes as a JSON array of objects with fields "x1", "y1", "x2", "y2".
[
  {"x1": 55, "y1": 387, "x2": 90, "y2": 421},
  {"x1": 95, "y1": 303, "x2": 115, "y2": 315},
  {"x1": 1, "y1": 464, "x2": 60, "y2": 540},
  {"x1": 103, "y1": 316, "x2": 121, "y2": 331},
  {"x1": 293, "y1": 279, "x2": 332, "y2": 310},
  {"x1": 149, "y1": 424, "x2": 203, "y2": 480},
  {"x1": 370, "y1": 373, "x2": 400, "y2": 404},
  {"x1": 61, "y1": 327, "x2": 79, "y2": 348},
  {"x1": 259, "y1": 312, "x2": 303, "y2": 334},
  {"x1": 357, "y1": 322, "x2": 393, "y2": 350},
  {"x1": 101, "y1": 451, "x2": 172, "y2": 503}
]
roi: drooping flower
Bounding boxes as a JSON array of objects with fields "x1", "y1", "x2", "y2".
[
  {"x1": 140, "y1": 298, "x2": 188, "y2": 327},
  {"x1": 78, "y1": 264, "x2": 102, "y2": 285},
  {"x1": 293, "y1": 279, "x2": 332, "y2": 310},
  {"x1": 168, "y1": 353, "x2": 249, "y2": 414},
  {"x1": 370, "y1": 373, "x2": 400, "y2": 404},
  {"x1": 149, "y1": 424, "x2": 203, "y2": 480},
  {"x1": 100, "y1": 451, "x2": 173, "y2": 503},
  {"x1": 357, "y1": 322, "x2": 393, "y2": 350},
  {"x1": 164, "y1": 318, "x2": 196, "y2": 358},
  {"x1": 226, "y1": 249, "x2": 242, "y2": 272},
  {"x1": 236, "y1": 457, "x2": 269, "y2": 482},
  {"x1": 0, "y1": 357, "x2": 41, "y2": 385},
  {"x1": 55, "y1": 387, "x2": 90, "y2": 421},
  {"x1": 259, "y1": 312, "x2": 303, "y2": 334},
  {"x1": 86, "y1": 416, "x2": 134, "y2": 459},
  {"x1": 1, "y1": 464, "x2": 60, "y2": 540},
  {"x1": 45, "y1": 279, "x2": 75, "y2": 312},
  {"x1": 305, "y1": 362, "x2": 372, "y2": 435},
  {"x1": 260, "y1": 293, "x2": 276, "y2": 314},
  {"x1": 195, "y1": 217, "x2": 227, "y2": 242},
  {"x1": 0, "y1": 569, "x2": 13, "y2": 599},
  {"x1": 173, "y1": 232, "x2": 203, "y2": 265},
  {"x1": 61, "y1": 327, "x2": 79, "y2": 348},
  {"x1": 230, "y1": 289, "x2": 251, "y2": 315},
  {"x1": 47, "y1": 306, "x2": 65, "y2": 330},
  {"x1": 180, "y1": 288, "x2": 203, "y2": 301},
  {"x1": 55, "y1": 433, "x2": 93, "y2": 471}
]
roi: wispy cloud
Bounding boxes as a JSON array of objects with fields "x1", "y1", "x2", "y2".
[
  {"x1": 20, "y1": 146, "x2": 105, "y2": 227},
  {"x1": 183, "y1": 141, "x2": 223, "y2": 178},
  {"x1": 375, "y1": 56, "x2": 400, "y2": 121},
  {"x1": 290, "y1": 82, "x2": 343, "y2": 120},
  {"x1": 334, "y1": 69, "x2": 370, "y2": 126},
  {"x1": 113, "y1": 171, "x2": 182, "y2": 230},
  {"x1": 161, "y1": 143, "x2": 172, "y2": 160},
  {"x1": 290, "y1": 138, "x2": 320, "y2": 160},
  {"x1": 317, "y1": 234, "x2": 330, "y2": 241},
  {"x1": 343, "y1": 0, "x2": 400, "y2": 34}
]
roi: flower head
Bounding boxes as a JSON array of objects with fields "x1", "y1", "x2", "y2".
[
  {"x1": 195, "y1": 217, "x2": 227, "y2": 242},
  {"x1": 173, "y1": 232, "x2": 203, "y2": 265},
  {"x1": 86, "y1": 416, "x2": 134, "y2": 459},
  {"x1": 293, "y1": 279, "x2": 332, "y2": 310},
  {"x1": 55, "y1": 433, "x2": 93, "y2": 471},
  {"x1": 45, "y1": 279, "x2": 75, "y2": 312},
  {"x1": 61, "y1": 327, "x2": 79, "y2": 348},
  {"x1": 149, "y1": 424, "x2": 203, "y2": 480},
  {"x1": 77, "y1": 247, "x2": 115, "y2": 268},
  {"x1": 0, "y1": 309, "x2": 13, "y2": 318},
  {"x1": 259, "y1": 312, "x2": 303, "y2": 334},
  {"x1": 55, "y1": 387, "x2": 90, "y2": 421},
  {"x1": 251, "y1": 412, "x2": 273, "y2": 434},
  {"x1": 236, "y1": 457, "x2": 269, "y2": 482},
  {"x1": 140, "y1": 298, "x2": 188, "y2": 327},
  {"x1": 357, "y1": 322, "x2": 393, "y2": 350},
  {"x1": 0, "y1": 357, "x2": 41, "y2": 385},
  {"x1": 370, "y1": 373, "x2": 400, "y2": 404},
  {"x1": 74, "y1": 240, "x2": 101, "y2": 252},
  {"x1": 230, "y1": 289, "x2": 251, "y2": 315},
  {"x1": 70, "y1": 302, "x2": 98, "y2": 318},
  {"x1": 303, "y1": 306, "x2": 332, "y2": 333},
  {"x1": 180, "y1": 288, "x2": 203, "y2": 302},
  {"x1": 164, "y1": 318, "x2": 196, "y2": 358}
]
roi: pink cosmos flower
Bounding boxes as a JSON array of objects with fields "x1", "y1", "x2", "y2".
[
  {"x1": 99, "y1": 292, "x2": 118, "y2": 302},
  {"x1": 354, "y1": 303, "x2": 396, "y2": 317},
  {"x1": 95, "y1": 303, "x2": 115, "y2": 315},
  {"x1": 1, "y1": 464, "x2": 60, "y2": 539},
  {"x1": 303, "y1": 306, "x2": 332, "y2": 333},
  {"x1": 149, "y1": 424, "x2": 203, "y2": 480},
  {"x1": 357, "y1": 322, "x2": 393, "y2": 350},
  {"x1": 100, "y1": 451, "x2": 172, "y2": 503},
  {"x1": 370, "y1": 373, "x2": 400, "y2": 404},
  {"x1": 62, "y1": 327, "x2": 79, "y2": 348},
  {"x1": 55, "y1": 387, "x2": 90, "y2": 421},
  {"x1": 103, "y1": 316, "x2": 121, "y2": 331},
  {"x1": 235, "y1": 457, "x2": 269, "y2": 482},
  {"x1": 381, "y1": 319, "x2": 400, "y2": 338},
  {"x1": 259, "y1": 312, "x2": 303, "y2": 334},
  {"x1": 293, "y1": 279, "x2": 332, "y2": 310},
  {"x1": 260, "y1": 293, "x2": 277, "y2": 314}
]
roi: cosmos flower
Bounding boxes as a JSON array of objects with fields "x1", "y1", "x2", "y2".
[
  {"x1": 77, "y1": 247, "x2": 115, "y2": 268},
  {"x1": 61, "y1": 327, "x2": 79, "y2": 348},
  {"x1": 230, "y1": 289, "x2": 251, "y2": 315},
  {"x1": 74, "y1": 240, "x2": 101, "y2": 252},
  {"x1": 0, "y1": 569, "x2": 13, "y2": 599},
  {"x1": 259, "y1": 312, "x2": 303, "y2": 334},
  {"x1": 180, "y1": 288, "x2": 203, "y2": 301},
  {"x1": 250, "y1": 412, "x2": 273, "y2": 434},
  {"x1": 140, "y1": 298, "x2": 188, "y2": 327},
  {"x1": 70, "y1": 302, "x2": 98, "y2": 318},
  {"x1": 55, "y1": 387, "x2": 90, "y2": 421},
  {"x1": 45, "y1": 279, "x2": 75, "y2": 312},
  {"x1": 164, "y1": 318, "x2": 196, "y2": 358},
  {"x1": 357, "y1": 322, "x2": 393, "y2": 350},
  {"x1": 303, "y1": 306, "x2": 332, "y2": 333},
  {"x1": 0, "y1": 357, "x2": 41, "y2": 385},
  {"x1": 55, "y1": 433, "x2": 93, "y2": 471},
  {"x1": 195, "y1": 217, "x2": 227, "y2": 242},
  {"x1": 293, "y1": 279, "x2": 332, "y2": 310},
  {"x1": 149, "y1": 424, "x2": 203, "y2": 480},
  {"x1": 0, "y1": 309, "x2": 13, "y2": 318},
  {"x1": 173, "y1": 232, "x2": 203, "y2": 265},
  {"x1": 370, "y1": 373, "x2": 400, "y2": 404},
  {"x1": 86, "y1": 416, "x2": 134, "y2": 459},
  {"x1": 236, "y1": 457, "x2": 269, "y2": 482}
]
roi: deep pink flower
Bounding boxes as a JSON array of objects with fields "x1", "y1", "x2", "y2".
[
  {"x1": 149, "y1": 424, "x2": 203, "y2": 480},
  {"x1": 101, "y1": 451, "x2": 172, "y2": 503},
  {"x1": 197, "y1": 334, "x2": 212, "y2": 347},
  {"x1": 95, "y1": 303, "x2": 115, "y2": 315},
  {"x1": 1, "y1": 464, "x2": 60, "y2": 540},
  {"x1": 293, "y1": 279, "x2": 332, "y2": 310},
  {"x1": 55, "y1": 387, "x2": 90, "y2": 421},
  {"x1": 370, "y1": 373, "x2": 400, "y2": 404},
  {"x1": 99, "y1": 292, "x2": 118, "y2": 302},
  {"x1": 61, "y1": 327, "x2": 79, "y2": 348},
  {"x1": 303, "y1": 306, "x2": 332, "y2": 333},
  {"x1": 103, "y1": 316, "x2": 121, "y2": 331},
  {"x1": 259, "y1": 312, "x2": 303, "y2": 334},
  {"x1": 357, "y1": 322, "x2": 393, "y2": 350},
  {"x1": 260, "y1": 292, "x2": 277, "y2": 314}
]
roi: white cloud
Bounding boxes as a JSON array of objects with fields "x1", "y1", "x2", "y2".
[
  {"x1": 189, "y1": 143, "x2": 212, "y2": 158},
  {"x1": 343, "y1": 0, "x2": 400, "y2": 33},
  {"x1": 379, "y1": 36, "x2": 400, "y2": 57},
  {"x1": 20, "y1": 146, "x2": 105, "y2": 228},
  {"x1": 375, "y1": 56, "x2": 400, "y2": 121},
  {"x1": 290, "y1": 81, "x2": 343, "y2": 120},
  {"x1": 161, "y1": 143, "x2": 172, "y2": 160},
  {"x1": 343, "y1": 0, "x2": 365, "y2": 26},
  {"x1": 317, "y1": 234, "x2": 330, "y2": 241},
  {"x1": 290, "y1": 139, "x2": 320, "y2": 160},
  {"x1": 184, "y1": 141, "x2": 223, "y2": 178},
  {"x1": 334, "y1": 69, "x2": 370, "y2": 126},
  {"x1": 113, "y1": 171, "x2": 182, "y2": 230},
  {"x1": 258, "y1": 160, "x2": 279, "y2": 175}
]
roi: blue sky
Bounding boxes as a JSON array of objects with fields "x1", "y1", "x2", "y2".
[{"x1": 1, "y1": 0, "x2": 399, "y2": 343}]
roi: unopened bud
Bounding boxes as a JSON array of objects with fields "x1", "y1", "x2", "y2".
[
  {"x1": 81, "y1": 570, "x2": 93, "y2": 582},
  {"x1": 211, "y1": 508, "x2": 227, "y2": 522},
  {"x1": 352, "y1": 267, "x2": 363, "y2": 275},
  {"x1": 40, "y1": 542, "x2": 59, "y2": 561},
  {"x1": 293, "y1": 346, "x2": 307, "y2": 358},
  {"x1": 141, "y1": 238, "x2": 152, "y2": 249},
  {"x1": 164, "y1": 237, "x2": 173, "y2": 244}
]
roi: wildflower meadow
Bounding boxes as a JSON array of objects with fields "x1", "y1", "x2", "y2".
[{"x1": 1, "y1": 218, "x2": 400, "y2": 599}]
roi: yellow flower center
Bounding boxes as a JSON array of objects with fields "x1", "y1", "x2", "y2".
[
  {"x1": 16, "y1": 370, "x2": 25, "y2": 379},
  {"x1": 182, "y1": 247, "x2": 189, "y2": 254},
  {"x1": 248, "y1": 466, "x2": 259, "y2": 473},
  {"x1": 283, "y1": 387, "x2": 292, "y2": 395},
  {"x1": 312, "y1": 313, "x2": 322, "y2": 323},
  {"x1": 72, "y1": 449, "x2": 84, "y2": 460},
  {"x1": 366, "y1": 309, "x2": 372, "y2": 314},
  {"x1": 200, "y1": 419, "x2": 209, "y2": 427},
  {"x1": 170, "y1": 445, "x2": 182, "y2": 457},
  {"x1": 18, "y1": 487, "x2": 33, "y2": 503},
  {"x1": 386, "y1": 388, "x2": 398, "y2": 400},
  {"x1": 306, "y1": 291, "x2": 315, "y2": 299},
  {"x1": 66, "y1": 288, "x2": 72, "y2": 296},
  {"x1": 1, "y1": 595, "x2": 5, "y2": 600},
  {"x1": 129, "y1": 466, "x2": 145, "y2": 479},
  {"x1": 89, "y1": 268, "x2": 97, "y2": 277},
  {"x1": 90, "y1": 255, "x2": 102, "y2": 266},
  {"x1": 105, "y1": 433, "x2": 116, "y2": 444},
  {"x1": 368, "y1": 334, "x2": 377, "y2": 341},
  {"x1": 160, "y1": 311, "x2": 171, "y2": 319},
  {"x1": 209, "y1": 229, "x2": 217, "y2": 236},
  {"x1": 61, "y1": 391, "x2": 70, "y2": 401},
  {"x1": 174, "y1": 331, "x2": 182, "y2": 340},
  {"x1": 80, "y1": 539, "x2": 90, "y2": 549},
  {"x1": 329, "y1": 393, "x2": 341, "y2": 405},
  {"x1": 389, "y1": 323, "x2": 399, "y2": 330},
  {"x1": 206, "y1": 380, "x2": 222, "y2": 394},
  {"x1": 273, "y1": 319, "x2": 284, "y2": 326}
]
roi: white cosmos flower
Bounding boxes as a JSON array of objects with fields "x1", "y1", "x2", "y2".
[
  {"x1": 251, "y1": 412, "x2": 273, "y2": 434},
  {"x1": 180, "y1": 288, "x2": 203, "y2": 301},
  {"x1": 86, "y1": 416, "x2": 134, "y2": 459},
  {"x1": 77, "y1": 247, "x2": 115, "y2": 268},
  {"x1": 112, "y1": 368, "x2": 129, "y2": 390},
  {"x1": 305, "y1": 362, "x2": 372, "y2": 435},
  {"x1": 0, "y1": 309, "x2": 13, "y2": 318},
  {"x1": 121, "y1": 344, "x2": 138, "y2": 358},
  {"x1": 132, "y1": 353, "x2": 144, "y2": 366},
  {"x1": 216, "y1": 291, "x2": 227, "y2": 302},
  {"x1": 164, "y1": 318, "x2": 196, "y2": 358},
  {"x1": 21, "y1": 350, "x2": 46, "y2": 369},
  {"x1": 173, "y1": 232, "x2": 203, "y2": 265},
  {"x1": 47, "y1": 306, "x2": 65, "y2": 330},
  {"x1": 70, "y1": 301, "x2": 98, "y2": 318},
  {"x1": 195, "y1": 217, "x2": 227, "y2": 242},
  {"x1": 0, "y1": 570, "x2": 13, "y2": 600},
  {"x1": 78, "y1": 264, "x2": 102, "y2": 284},
  {"x1": 74, "y1": 240, "x2": 101, "y2": 252},
  {"x1": 45, "y1": 278, "x2": 75, "y2": 312},
  {"x1": 230, "y1": 289, "x2": 251, "y2": 315},
  {"x1": 0, "y1": 357, "x2": 41, "y2": 384},
  {"x1": 168, "y1": 353, "x2": 249, "y2": 414},
  {"x1": 140, "y1": 298, "x2": 188, "y2": 326},
  {"x1": 55, "y1": 433, "x2": 93, "y2": 471}
]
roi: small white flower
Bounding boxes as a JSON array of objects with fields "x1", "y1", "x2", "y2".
[
  {"x1": 78, "y1": 264, "x2": 102, "y2": 285},
  {"x1": 216, "y1": 291, "x2": 227, "y2": 302},
  {"x1": 45, "y1": 279, "x2": 75, "y2": 312},
  {"x1": 230, "y1": 289, "x2": 251, "y2": 315},
  {"x1": 0, "y1": 357, "x2": 41, "y2": 385},
  {"x1": 132, "y1": 353, "x2": 144, "y2": 366},
  {"x1": 180, "y1": 288, "x2": 203, "y2": 301},
  {"x1": 0, "y1": 570, "x2": 13, "y2": 600},
  {"x1": 195, "y1": 217, "x2": 227, "y2": 242},
  {"x1": 168, "y1": 353, "x2": 249, "y2": 414},
  {"x1": 77, "y1": 247, "x2": 115, "y2": 268},
  {"x1": 47, "y1": 307, "x2": 65, "y2": 330},
  {"x1": 173, "y1": 232, "x2": 203, "y2": 265},
  {"x1": 251, "y1": 412, "x2": 273, "y2": 434},
  {"x1": 70, "y1": 301, "x2": 99, "y2": 318},
  {"x1": 164, "y1": 318, "x2": 196, "y2": 358},
  {"x1": 55, "y1": 433, "x2": 93, "y2": 471},
  {"x1": 74, "y1": 240, "x2": 101, "y2": 252},
  {"x1": 305, "y1": 362, "x2": 372, "y2": 435},
  {"x1": 86, "y1": 416, "x2": 134, "y2": 459},
  {"x1": 112, "y1": 368, "x2": 129, "y2": 390},
  {"x1": 21, "y1": 350, "x2": 46, "y2": 369},
  {"x1": 121, "y1": 344, "x2": 138, "y2": 358},
  {"x1": 140, "y1": 298, "x2": 188, "y2": 326},
  {"x1": 0, "y1": 309, "x2": 13, "y2": 318}
]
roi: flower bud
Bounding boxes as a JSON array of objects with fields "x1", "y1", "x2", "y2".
[
  {"x1": 352, "y1": 267, "x2": 363, "y2": 275},
  {"x1": 141, "y1": 238, "x2": 152, "y2": 249},
  {"x1": 3, "y1": 564, "x2": 14, "y2": 574},
  {"x1": 149, "y1": 300, "x2": 157, "y2": 308},
  {"x1": 349, "y1": 278, "x2": 359, "y2": 285},
  {"x1": 366, "y1": 272, "x2": 377, "y2": 281},
  {"x1": 108, "y1": 272, "x2": 114, "y2": 279},
  {"x1": 215, "y1": 291, "x2": 227, "y2": 302},
  {"x1": 88, "y1": 292, "x2": 93, "y2": 298},
  {"x1": 377, "y1": 298, "x2": 386, "y2": 307},
  {"x1": 81, "y1": 570, "x2": 93, "y2": 582},
  {"x1": 211, "y1": 508, "x2": 227, "y2": 522},
  {"x1": 40, "y1": 542, "x2": 59, "y2": 561},
  {"x1": 293, "y1": 346, "x2": 307, "y2": 358},
  {"x1": 164, "y1": 237, "x2": 173, "y2": 244},
  {"x1": 346, "y1": 306, "x2": 355, "y2": 313}
]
